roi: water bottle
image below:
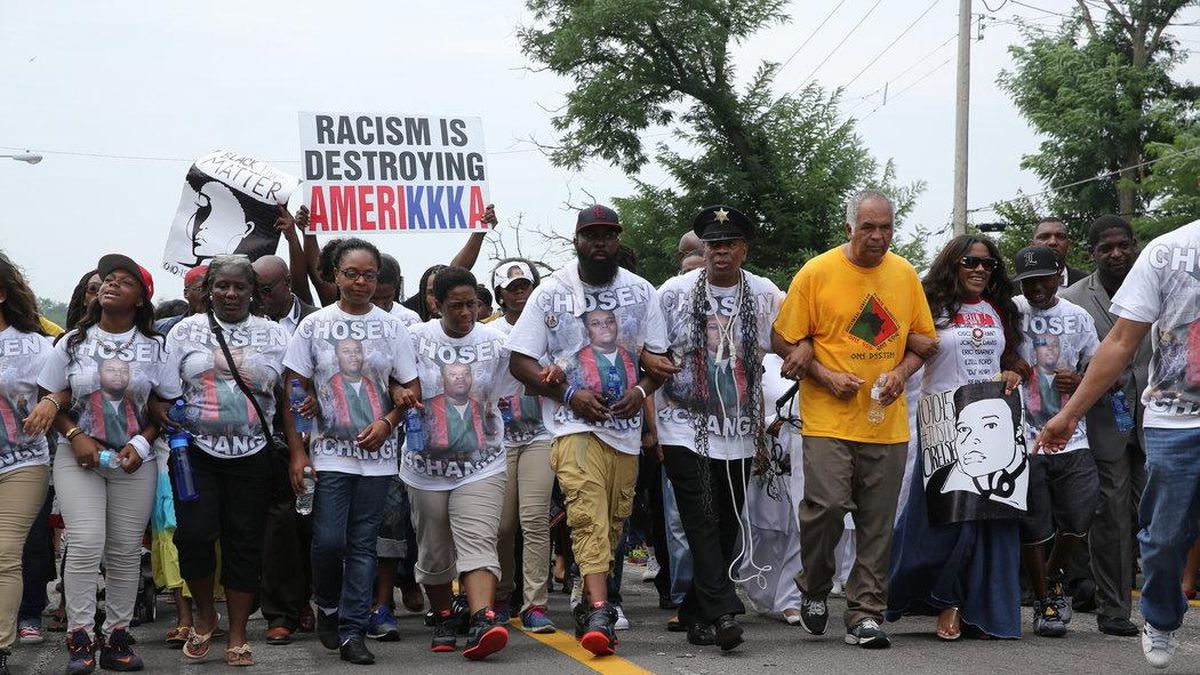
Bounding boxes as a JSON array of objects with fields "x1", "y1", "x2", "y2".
[
  {"x1": 604, "y1": 365, "x2": 624, "y2": 402},
  {"x1": 405, "y1": 408, "x2": 425, "y2": 452},
  {"x1": 867, "y1": 375, "x2": 887, "y2": 425},
  {"x1": 97, "y1": 449, "x2": 122, "y2": 470},
  {"x1": 289, "y1": 379, "x2": 313, "y2": 434},
  {"x1": 167, "y1": 400, "x2": 199, "y2": 502},
  {"x1": 498, "y1": 397, "x2": 514, "y2": 424},
  {"x1": 1111, "y1": 391, "x2": 1135, "y2": 434},
  {"x1": 295, "y1": 466, "x2": 315, "y2": 515}
]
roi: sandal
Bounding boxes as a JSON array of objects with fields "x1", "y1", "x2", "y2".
[
  {"x1": 225, "y1": 643, "x2": 255, "y2": 667},
  {"x1": 936, "y1": 607, "x2": 962, "y2": 641},
  {"x1": 166, "y1": 626, "x2": 191, "y2": 648},
  {"x1": 182, "y1": 627, "x2": 215, "y2": 660}
]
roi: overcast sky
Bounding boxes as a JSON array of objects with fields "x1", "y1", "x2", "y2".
[{"x1": 2, "y1": 0, "x2": 1197, "y2": 302}]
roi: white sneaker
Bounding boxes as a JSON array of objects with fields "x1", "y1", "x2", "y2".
[
  {"x1": 641, "y1": 560, "x2": 660, "y2": 582},
  {"x1": 1141, "y1": 623, "x2": 1176, "y2": 669},
  {"x1": 613, "y1": 604, "x2": 630, "y2": 630}
]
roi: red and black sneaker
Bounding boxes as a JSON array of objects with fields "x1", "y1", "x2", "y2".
[
  {"x1": 579, "y1": 601, "x2": 617, "y2": 657},
  {"x1": 431, "y1": 609, "x2": 457, "y2": 653},
  {"x1": 99, "y1": 628, "x2": 143, "y2": 671},
  {"x1": 65, "y1": 629, "x2": 97, "y2": 675},
  {"x1": 462, "y1": 609, "x2": 508, "y2": 661}
]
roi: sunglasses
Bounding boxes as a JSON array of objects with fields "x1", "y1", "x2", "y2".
[{"x1": 960, "y1": 256, "x2": 999, "y2": 271}]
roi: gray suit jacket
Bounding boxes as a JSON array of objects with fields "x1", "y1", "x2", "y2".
[{"x1": 1060, "y1": 272, "x2": 1152, "y2": 461}]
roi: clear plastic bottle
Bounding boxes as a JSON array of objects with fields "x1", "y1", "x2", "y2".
[
  {"x1": 867, "y1": 375, "x2": 887, "y2": 425},
  {"x1": 1111, "y1": 391, "x2": 1135, "y2": 434},
  {"x1": 405, "y1": 408, "x2": 425, "y2": 452},
  {"x1": 289, "y1": 379, "x2": 313, "y2": 434},
  {"x1": 604, "y1": 365, "x2": 624, "y2": 402},
  {"x1": 97, "y1": 449, "x2": 122, "y2": 470},
  {"x1": 295, "y1": 466, "x2": 315, "y2": 515}
]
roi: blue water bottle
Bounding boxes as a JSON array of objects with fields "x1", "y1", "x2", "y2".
[
  {"x1": 604, "y1": 365, "x2": 624, "y2": 402},
  {"x1": 1111, "y1": 391, "x2": 1135, "y2": 434},
  {"x1": 405, "y1": 408, "x2": 425, "y2": 452},
  {"x1": 289, "y1": 379, "x2": 313, "y2": 434},
  {"x1": 167, "y1": 400, "x2": 199, "y2": 502}
]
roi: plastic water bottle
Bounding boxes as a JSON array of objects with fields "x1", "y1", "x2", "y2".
[
  {"x1": 97, "y1": 449, "x2": 122, "y2": 470},
  {"x1": 405, "y1": 408, "x2": 425, "y2": 452},
  {"x1": 295, "y1": 466, "x2": 315, "y2": 515},
  {"x1": 167, "y1": 400, "x2": 199, "y2": 502},
  {"x1": 289, "y1": 379, "x2": 312, "y2": 434},
  {"x1": 1111, "y1": 391, "x2": 1135, "y2": 434},
  {"x1": 604, "y1": 365, "x2": 624, "y2": 402},
  {"x1": 498, "y1": 397, "x2": 514, "y2": 424},
  {"x1": 867, "y1": 375, "x2": 887, "y2": 425}
]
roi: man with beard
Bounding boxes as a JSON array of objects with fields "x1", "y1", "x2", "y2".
[
  {"x1": 253, "y1": 256, "x2": 317, "y2": 336},
  {"x1": 506, "y1": 204, "x2": 673, "y2": 657},
  {"x1": 1060, "y1": 215, "x2": 1151, "y2": 637}
]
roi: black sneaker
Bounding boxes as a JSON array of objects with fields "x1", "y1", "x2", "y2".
[
  {"x1": 338, "y1": 636, "x2": 375, "y2": 665},
  {"x1": 578, "y1": 602, "x2": 617, "y2": 657},
  {"x1": 713, "y1": 614, "x2": 744, "y2": 652},
  {"x1": 799, "y1": 596, "x2": 828, "y2": 636},
  {"x1": 1033, "y1": 598, "x2": 1068, "y2": 637},
  {"x1": 1048, "y1": 572, "x2": 1072, "y2": 625},
  {"x1": 65, "y1": 629, "x2": 96, "y2": 675},
  {"x1": 431, "y1": 609, "x2": 457, "y2": 652},
  {"x1": 316, "y1": 608, "x2": 340, "y2": 650},
  {"x1": 685, "y1": 622, "x2": 715, "y2": 646},
  {"x1": 450, "y1": 594, "x2": 470, "y2": 636},
  {"x1": 99, "y1": 628, "x2": 143, "y2": 671},
  {"x1": 844, "y1": 618, "x2": 891, "y2": 649},
  {"x1": 462, "y1": 608, "x2": 508, "y2": 661},
  {"x1": 1097, "y1": 615, "x2": 1139, "y2": 637},
  {"x1": 0, "y1": 647, "x2": 10, "y2": 675}
]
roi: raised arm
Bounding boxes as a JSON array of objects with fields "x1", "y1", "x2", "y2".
[{"x1": 448, "y1": 204, "x2": 497, "y2": 269}]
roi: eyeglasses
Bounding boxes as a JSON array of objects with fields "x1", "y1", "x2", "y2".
[
  {"x1": 338, "y1": 268, "x2": 378, "y2": 282},
  {"x1": 960, "y1": 256, "x2": 999, "y2": 271},
  {"x1": 85, "y1": 283, "x2": 102, "y2": 295},
  {"x1": 578, "y1": 229, "x2": 619, "y2": 243}
]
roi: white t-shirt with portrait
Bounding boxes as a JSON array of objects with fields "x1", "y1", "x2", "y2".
[
  {"x1": 402, "y1": 321, "x2": 511, "y2": 491},
  {"x1": 1014, "y1": 295, "x2": 1100, "y2": 454},
  {"x1": 39, "y1": 327, "x2": 180, "y2": 457},
  {"x1": 389, "y1": 302, "x2": 422, "y2": 328},
  {"x1": 922, "y1": 299, "x2": 1007, "y2": 395},
  {"x1": 654, "y1": 270, "x2": 783, "y2": 460},
  {"x1": 165, "y1": 314, "x2": 289, "y2": 459},
  {"x1": 1111, "y1": 220, "x2": 1200, "y2": 428},
  {"x1": 491, "y1": 317, "x2": 551, "y2": 447},
  {"x1": 506, "y1": 264, "x2": 668, "y2": 455},
  {"x1": 283, "y1": 305, "x2": 418, "y2": 476},
  {"x1": 0, "y1": 328, "x2": 54, "y2": 474}
]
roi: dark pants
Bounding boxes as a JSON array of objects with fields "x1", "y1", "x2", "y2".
[
  {"x1": 1090, "y1": 438, "x2": 1146, "y2": 619},
  {"x1": 18, "y1": 489, "x2": 54, "y2": 622},
  {"x1": 662, "y1": 445, "x2": 749, "y2": 625},
  {"x1": 261, "y1": 446, "x2": 313, "y2": 631},
  {"x1": 311, "y1": 472, "x2": 390, "y2": 642},
  {"x1": 172, "y1": 449, "x2": 271, "y2": 591},
  {"x1": 637, "y1": 453, "x2": 672, "y2": 601}
]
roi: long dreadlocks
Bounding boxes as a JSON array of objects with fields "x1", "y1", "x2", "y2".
[{"x1": 683, "y1": 269, "x2": 771, "y2": 517}]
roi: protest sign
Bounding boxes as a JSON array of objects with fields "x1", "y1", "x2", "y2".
[
  {"x1": 918, "y1": 380, "x2": 1029, "y2": 526},
  {"x1": 298, "y1": 112, "x2": 491, "y2": 234},
  {"x1": 161, "y1": 151, "x2": 299, "y2": 277}
]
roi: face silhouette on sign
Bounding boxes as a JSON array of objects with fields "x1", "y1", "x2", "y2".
[{"x1": 188, "y1": 180, "x2": 254, "y2": 265}]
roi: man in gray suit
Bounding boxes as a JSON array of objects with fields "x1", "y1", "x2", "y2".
[{"x1": 1060, "y1": 215, "x2": 1151, "y2": 637}]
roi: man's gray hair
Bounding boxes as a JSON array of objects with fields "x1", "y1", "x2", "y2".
[{"x1": 845, "y1": 189, "x2": 895, "y2": 229}]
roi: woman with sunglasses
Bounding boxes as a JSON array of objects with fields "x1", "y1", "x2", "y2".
[
  {"x1": 283, "y1": 238, "x2": 420, "y2": 665},
  {"x1": 884, "y1": 235, "x2": 1027, "y2": 640},
  {"x1": 162, "y1": 255, "x2": 290, "y2": 666},
  {"x1": 38, "y1": 254, "x2": 180, "y2": 673}
]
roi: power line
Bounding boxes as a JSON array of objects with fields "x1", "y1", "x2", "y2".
[
  {"x1": 843, "y1": 0, "x2": 943, "y2": 89},
  {"x1": 1006, "y1": 0, "x2": 1074, "y2": 19},
  {"x1": 789, "y1": 0, "x2": 885, "y2": 95},
  {"x1": 778, "y1": 0, "x2": 847, "y2": 73},
  {"x1": 844, "y1": 28, "x2": 959, "y2": 113},
  {"x1": 857, "y1": 55, "x2": 955, "y2": 120},
  {"x1": 0, "y1": 143, "x2": 549, "y2": 164}
]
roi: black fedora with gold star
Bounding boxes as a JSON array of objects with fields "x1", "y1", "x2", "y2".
[{"x1": 692, "y1": 204, "x2": 753, "y2": 242}]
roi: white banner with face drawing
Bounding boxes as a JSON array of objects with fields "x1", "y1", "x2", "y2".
[
  {"x1": 918, "y1": 380, "x2": 1029, "y2": 526},
  {"x1": 161, "y1": 151, "x2": 299, "y2": 278}
]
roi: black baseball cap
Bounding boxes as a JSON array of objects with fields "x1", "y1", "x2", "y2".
[
  {"x1": 1012, "y1": 246, "x2": 1060, "y2": 282},
  {"x1": 693, "y1": 205, "x2": 753, "y2": 242},
  {"x1": 97, "y1": 253, "x2": 155, "y2": 300},
  {"x1": 575, "y1": 204, "x2": 622, "y2": 233}
]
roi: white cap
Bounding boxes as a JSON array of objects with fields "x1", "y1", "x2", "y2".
[{"x1": 492, "y1": 261, "x2": 534, "y2": 290}]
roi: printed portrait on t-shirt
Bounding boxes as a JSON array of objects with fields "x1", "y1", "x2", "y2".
[
  {"x1": 425, "y1": 363, "x2": 488, "y2": 463},
  {"x1": 0, "y1": 380, "x2": 36, "y2": 452},
  {"x1": 78, "y1": 358, "x2": 140, "y2": 449},
  {"x1": 919, "y1": 381, "x2": 1029, "y2": 525},
  {"x1": 324, "y1": 338, "x2": 388, "y2": 437},
  {"x1": 1023, "y1": 333, "x2": 1067, "y2": 428},
  {"x1": 568, "y1": 308, "x2": 637, "y2": 400},
  {"x1": 0, "y1": 332, "x2": 53, "y2": 470},
  {"x1": 1014, "y1": 297, "x2": 1098, "y2": 448},
  {"x1": 196, "y1": 347, "x2": 257, "y2": 434}
]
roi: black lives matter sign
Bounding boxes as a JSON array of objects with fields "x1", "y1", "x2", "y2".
[{"x1": 298, "y1": 112, "x2": 490, "y2": 234}]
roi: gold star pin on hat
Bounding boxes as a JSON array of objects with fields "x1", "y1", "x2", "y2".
[{"x1": 714, "y1": 207, "x2": 730, "y2": 224}]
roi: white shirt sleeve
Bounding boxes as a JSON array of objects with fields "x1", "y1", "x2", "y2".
[
  {"x1": 641, "y1": 282, "x2": 669, "y2": 354},
  {"x1": 506, "y1": 285, "x2": 550, "y2": 360},
  {"x1": 282, "y1": 318, "x2": 317, "y2": 378},
  {"x1": 37, "y1": 333, "x2": 71, "y2": 392},
  {"x1": 390, "y1": 322, "x2": 419, "y2": 384},
  {"x1": 154, "y1": 336, "x2": 184, "y2": 400}
]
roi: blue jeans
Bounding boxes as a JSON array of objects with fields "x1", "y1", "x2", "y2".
[
  {"x1": 311, "y1": 472, "x2": 391, "y2": 642},
  {"x1": 1139, "y1": 427, "x2": 1200, "y2": 631},
  {"x1": 663, "y1": 472, "x2": 694, "y2": 606}
]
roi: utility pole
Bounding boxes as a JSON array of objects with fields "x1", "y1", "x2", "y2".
[{"x1": 952, "y1": 0, "x2": 972, "y2": 236}]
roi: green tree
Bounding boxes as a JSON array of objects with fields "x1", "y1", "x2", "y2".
[
  {"x1": 519, "y1": 0, "x2": 923, "y2": 286},
  {"x1": 1139, "y1": 124, "x2": 1200, "y2": 239},
  {"x1": 37, "y1": 297, "x2": 68, "y2": 329}
]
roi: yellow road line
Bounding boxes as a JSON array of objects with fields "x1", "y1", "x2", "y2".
[
  {"x1": 510, "y1": 621, "x2": 654, "y2": 675},
  {"x1": 1130, "y1": 590, "x2": 1200, "y2": 608}
]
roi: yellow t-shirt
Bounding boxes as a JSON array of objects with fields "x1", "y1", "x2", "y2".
[{"x1": 774, "y1": 247, "x2": 934, "y2": 443}]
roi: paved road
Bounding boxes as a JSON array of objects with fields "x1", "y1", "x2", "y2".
[{"x1": 11, "y1": 565, "x2": 1199, "y2": 674}]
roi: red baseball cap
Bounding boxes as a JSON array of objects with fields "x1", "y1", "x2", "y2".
[
  {"x1": 183, "y1": 265, "x2": 209, "y2": 287},
  {"x1": 97, "y1": 254, "x2": 155, "y2": 301}
]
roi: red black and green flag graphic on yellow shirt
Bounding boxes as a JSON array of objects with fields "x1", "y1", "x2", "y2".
[{"x1": 848, "y1": 294, "x2": 899, "y2": 348}]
